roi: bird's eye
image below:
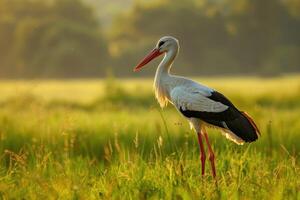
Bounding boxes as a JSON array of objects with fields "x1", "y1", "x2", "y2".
[{"x1": 158, "y1": 41, "x2": 165, "y2": 47}]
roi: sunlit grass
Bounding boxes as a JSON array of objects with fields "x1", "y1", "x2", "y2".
[
  {"x1": 1, "y1": 74, "x2": 299, "y2": 102},
  {"x1": 0, "y1": 75, "x2": 299, "y2": 199}
]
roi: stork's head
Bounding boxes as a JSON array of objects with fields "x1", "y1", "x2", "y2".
[{"x1": 134, "y1": 36, "x2": 179, "y2": 72}]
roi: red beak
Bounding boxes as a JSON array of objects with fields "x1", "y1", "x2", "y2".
[{"x1": 134, "y1": 48, "x2": 163, "y2": 72}]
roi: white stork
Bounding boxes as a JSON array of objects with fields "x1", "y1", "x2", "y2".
[{"x1": 134, "y1": 36, "x2": 260, "y2": 178}]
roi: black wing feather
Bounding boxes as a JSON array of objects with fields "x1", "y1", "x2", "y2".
[{"x1": 180, "y1": 91, "x2": 259, "y2": 143}]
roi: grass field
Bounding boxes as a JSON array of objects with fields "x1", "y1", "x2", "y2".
[{"x1": 0, "y1": 75, "x2": 299, "y2": 199}]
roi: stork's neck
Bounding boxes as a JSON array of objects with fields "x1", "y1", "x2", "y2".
[
  {"x1": 154, "y1": 48, "x2": 178, "y2": 107},
  {"x1": 155, "y1": 48, "x2": 178, "y2": 77}
]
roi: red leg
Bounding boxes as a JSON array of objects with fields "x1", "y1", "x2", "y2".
[
  {"x1": 203, "y1": 129, "x2": 216, "y2": 178},
  {"x1": 197, "y1": 132, "x2": 206, "y2": 176}
]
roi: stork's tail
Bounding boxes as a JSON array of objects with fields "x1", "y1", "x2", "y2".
[
  {"x1": 241, "y1": 111, "x2": 261, "y2": 136},
  {"x1": 224, "y1": 111, "x2": 260, "y2": 143}
]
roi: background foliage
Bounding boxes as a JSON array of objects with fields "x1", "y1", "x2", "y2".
[{"x1": 0, "y1": 0, "x2": 299, "y2": 78}]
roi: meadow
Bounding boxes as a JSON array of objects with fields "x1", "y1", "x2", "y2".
[{"x1": 0, "y1": 75, "x2": 299, "y2": 199}]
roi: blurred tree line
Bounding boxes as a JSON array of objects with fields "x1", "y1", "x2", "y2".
[
  {"x1": 110, "y1": 0, "x2": 300, "y2": 76},
  {"x1": 0, "y1": 0, "x2": 108, "y2": 78},
  {"x1": 0, "y1": 0, "x2": 299, "y2": 78}
]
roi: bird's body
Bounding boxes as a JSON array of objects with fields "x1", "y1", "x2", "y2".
[{"x1": 134, "y1": 36, "x2": 260, "y2": 178}]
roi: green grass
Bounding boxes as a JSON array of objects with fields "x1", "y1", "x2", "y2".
[{"x1": 0, "y1": 75, "x2": 299, "y2": 199}]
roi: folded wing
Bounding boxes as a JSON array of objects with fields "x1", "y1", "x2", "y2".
[{"x1": 170, "y1": 86, "x2": 260, "y2": 144}]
